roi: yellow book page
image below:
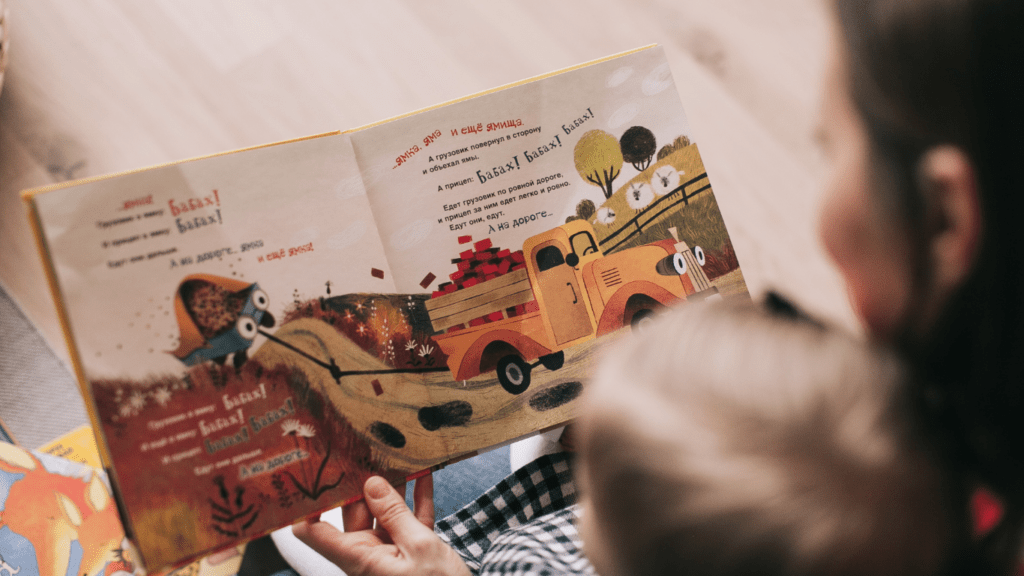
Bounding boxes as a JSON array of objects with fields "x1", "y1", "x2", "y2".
[
  {"x1": 39, "y1": 424, "x2": 103, "y2": 468},
  {"x1": 38, "y1": 426, "x2": 247, "y2": 575}
]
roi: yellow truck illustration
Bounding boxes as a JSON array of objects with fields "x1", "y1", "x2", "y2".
[{"x1": 425, "y1": 220, "x2": 715, "y2": 393}]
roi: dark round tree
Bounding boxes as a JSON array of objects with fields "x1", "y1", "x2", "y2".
[
  {"x1": 619, "y1": 126, "x2": 657, "y2": 171},
  {"x1": 656, "y1": 135, "x2": 691, "y2": 160},
  {"x1": 576, "y1": 199, "x2": 596, "y2": 221}
]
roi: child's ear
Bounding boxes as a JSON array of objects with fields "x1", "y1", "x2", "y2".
[{"x1": 919, "y1": 146, "x2": 981, "y2": 297}]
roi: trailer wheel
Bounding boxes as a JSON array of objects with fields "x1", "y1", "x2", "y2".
[
  {"x1": 539, "y1": 351, "x2": 565, "y2": 371},
  {"x1": 497, "y1": 355, "x2": 531, "y2": 395}
]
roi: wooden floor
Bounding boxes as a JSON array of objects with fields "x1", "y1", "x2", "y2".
[{"x1": 0, "y1": 0, "x2": 853, "y2": 370}]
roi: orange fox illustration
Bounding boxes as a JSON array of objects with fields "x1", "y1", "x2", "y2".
[{"x1": 0, "y1": 443, "x2": 131, "y2": 576}]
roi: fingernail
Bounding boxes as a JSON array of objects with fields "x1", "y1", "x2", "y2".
[{"x1": 365, "y1": 476, "x2": 390, "y2": 498}]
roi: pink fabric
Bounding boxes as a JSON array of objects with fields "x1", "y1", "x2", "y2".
[{"x1": 971, "y1": 488, "x2": 1003, "y2": 536}]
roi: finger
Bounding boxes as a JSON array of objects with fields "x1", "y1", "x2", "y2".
[
  {"x1": 559, "y1": 423, "x2": 578, "y2": 452},
  {"x1": 363, "y1": 475, "x2": 436, "y2": 547},
  {"x1": 343, "y1": 498, "x2": 373, "y2": 532},
  {"x1": 389, "y1": 480, "x2": 407, "y2": 532},
  {"x1": 413, "y1": 473, "x2": 435, "y2": 529},
  {"x1": 293, "y1": 519, "x2": 395, "y2": 574},
  {"x1": 395, "y1": 480, "x2": 408, "y2": 506}
]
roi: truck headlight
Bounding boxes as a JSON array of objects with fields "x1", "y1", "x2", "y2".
[
  {"x1": 656, "y1": 252, "x2": 687, "y2": 276},
  {"x1": 693, "y1": 246, "x2": 706, "y2": 266}
]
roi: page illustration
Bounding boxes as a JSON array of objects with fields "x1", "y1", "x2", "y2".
[
  {"x1": 30, "y1": 133, "x2": 418, "y2": 569},
  {"x1": 350, "y1": 46, "x2": 746, "y2": 457}
]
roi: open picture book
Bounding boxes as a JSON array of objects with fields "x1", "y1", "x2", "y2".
[{"x1": 23, "y1": 45, "x2": 748, "y2": 572}]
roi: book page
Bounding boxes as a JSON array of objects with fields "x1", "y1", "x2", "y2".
[
  {"x1": 0, "y1": 444, "x2": 143, "y2": 576},
  {"x1": 38, "y1": 424, "x2": 103, "y2": 468},
  {"x1": 28, "y1": 133, "x2": 411, "y2": 570},
  {"x1": 352, "y1": 47, "x2": 695, "y2": 292},
  {"x1": 350, "y1": 46, "x2": 747, "y2": 459}
]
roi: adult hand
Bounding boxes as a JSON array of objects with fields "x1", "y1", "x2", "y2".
[{"x1": 293, "y1": 474, "x2": 471, "y2": 576}]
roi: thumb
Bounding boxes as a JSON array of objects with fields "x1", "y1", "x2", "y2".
[{"x1": 364, "y1": 476, "x2": 431, "y2": 545}]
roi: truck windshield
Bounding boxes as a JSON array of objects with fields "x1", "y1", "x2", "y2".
[
  {"x1": 569, "y1": 231, "x2": 598, "y2": 258},
  {"x1": 536, "y1": 246, "x2": 565, "y2": 271}
]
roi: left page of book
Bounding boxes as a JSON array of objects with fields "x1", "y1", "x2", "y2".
[{"x1": 24, "y1": 132, "x2": 416, "y2": 571}]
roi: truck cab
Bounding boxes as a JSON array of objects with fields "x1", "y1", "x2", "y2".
[{"x1": 521, "y1": 220, "x2": 602, "y2": 351}]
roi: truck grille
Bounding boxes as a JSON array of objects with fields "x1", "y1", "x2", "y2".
[{"x1": 601, "y1": 268, "x2": 622, "y2": 288}]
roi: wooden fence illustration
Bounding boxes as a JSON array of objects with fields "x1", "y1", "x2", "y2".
[{"x1": 598, "y1": 172, "x2": 712, "y2": 253}]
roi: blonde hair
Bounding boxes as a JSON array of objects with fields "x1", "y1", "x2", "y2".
[{"x1": 579, "y1": 300, "x2": 963, "y2": 576}]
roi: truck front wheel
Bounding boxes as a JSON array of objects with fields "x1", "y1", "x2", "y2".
[
  {"x1": 497, "y1": 355, "x2": 531, "y2": 395},
  {"x1": 630, "y1": 308, "x2": 657, "y2": 332}
]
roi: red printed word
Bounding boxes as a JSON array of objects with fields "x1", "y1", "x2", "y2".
[
  {"x1": 257, "y1": 242, "x2": 314, "y2": 263},
  {"x1": 486, "y1": 119, "x2": 523, "y2": 132},
  {"x1": 450, "y1": 120, "x2": 523, "y2": 137},
  {"x1": 262, "y1": 249, "x2": 286, "y2": 262},
  {"x1": 423, "y1": 129, "x2": 442, "y2": 147},
  {"x1": 169, "y1": 190, "x2": 220, "y2": 217},
  {"x1": 120, "y1": 195, "x2": 153, "y2": 211},
  {"x1": 394, "y1": 145, "x2": 421, "y2": 169},
  {"x1": 393, "y1": 129, "x2": 442, "y2": 168},
  {"x1": 288, "y1": 242, "x2": 314, "y2": 257},
  {"x1": 452, "y1": 123, "x2": 483, "y2": 136}
]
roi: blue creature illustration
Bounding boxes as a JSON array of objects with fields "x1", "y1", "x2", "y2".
[{"x1": 168, "y1": 274, "x2": 275, "y2": 369}]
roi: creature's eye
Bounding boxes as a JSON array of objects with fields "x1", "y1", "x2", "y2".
[
  {"x1": 236, "y1": 315, "x2": 258, "y2": 340},
  {"x1": 693, "y1": 246, "x2": 706, "y2": 267},
  {"x1": 251, "y1": 289, "x2": 270, "y2": 311}
]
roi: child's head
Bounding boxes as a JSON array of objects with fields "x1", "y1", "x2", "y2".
[{"x1": 577, "y1": 301, "x2": 967, "y2": 576}]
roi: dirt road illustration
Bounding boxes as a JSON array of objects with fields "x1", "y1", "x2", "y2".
[
  {"x1": 252, "y1": 267, "x2": 745, "y2": 473},
  {"x1": 252, "y1": 317, "x2": 604, "y2": 472}
]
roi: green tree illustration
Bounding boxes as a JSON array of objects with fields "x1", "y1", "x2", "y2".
[{"x1": 574, "y1": 130, "x2": 623, "y2": 199}]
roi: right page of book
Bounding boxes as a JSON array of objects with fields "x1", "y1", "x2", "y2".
[{"x1": 349, "y1": 45, "x2": 748, "y2": 461}]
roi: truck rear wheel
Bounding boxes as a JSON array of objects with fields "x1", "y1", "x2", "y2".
[{"x1": 497, "y1": 355, "x2": 531, "y2": 395}]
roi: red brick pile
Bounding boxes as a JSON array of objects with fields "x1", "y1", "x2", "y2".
[{"x1": 431, "y1": 236, "x2": 539, "y2": 330}]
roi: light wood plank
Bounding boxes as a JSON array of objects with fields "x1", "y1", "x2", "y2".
[{"x1": 431, "y1": 289, "x2": 536, "y2": 333}]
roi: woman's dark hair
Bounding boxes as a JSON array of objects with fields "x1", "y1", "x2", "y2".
[{"x1": 834, "y1": 0, "x2": 1024, "y2": 571}]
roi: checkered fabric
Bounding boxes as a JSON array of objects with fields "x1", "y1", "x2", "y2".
[
  {"x1": 476, "y1": 505, "x2": 595, "y2": 576},
  {"x1": 435, "y1": 452, "x2": 593, "y2": 575}
]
